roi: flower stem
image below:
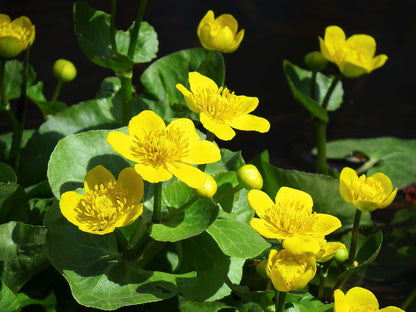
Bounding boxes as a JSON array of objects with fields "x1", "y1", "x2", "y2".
[
  {"x1": 321, "y1": 73, "x2": 342, "y2": 110},
  {"x1": 317, "y1": 260, "x2": 332, "y2": 300},
  {"x1": 127, "y1": 0, "x2": 148, "y2": 59},
  {"x1": 118, "y1": 71, "x2": 133, "y2": 125},
  {"x1": 348, "y1": 209, "x2": 362, "y2": 266},
  {"x1": 164, "y1": 194, "x2": 198, "y2": 223},
  {"x1": 275, "y1": 290, "x2": 287, "y2": 312},
  {"x1": 51, "y1": 79, "x2": 63, "y2": 102},
  {"x1": 214, "y1": 184, "x2": 243, "y2": 204},
  {"x1": 310, "y1": 70, "x2": 317, "y2": 101},
  {"x1": 199, "y1": 50, "x2": 216, "y2": 76},
  {"x1": 152, "y1": 182, "x2": 163, "y2": 223},
  {"x1": 115, "y1": 228, "x2": 131, "y2": 256},
  {"x1": 137, "y1": 238, "x2": 165, "y2": 267},
  {"x1": 314, "y1": 118, "x2": 328, "y2": 174},
  {"x1": 110, "y1": 0, "x2": 118, "y2": 53}
]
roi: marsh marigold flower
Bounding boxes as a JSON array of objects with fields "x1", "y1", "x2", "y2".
[
  {"x1": 248, "y1": 187, "x2": 341, "y2": 255},
  {"x1": 176, "y1": 72, "x2": 270, "y2": 141},
  {"x1": 59, "y1": 165, "x2": 144, "y2": 235},
  {"x1": 197, "y1": 10, "x2": 244, "y2": 53},
  {"x1": 107, "y1": 110, "x2": 221, "y2": 189},
  {"x1": 0, "y1": 14, "x2": 35, "y2": 59},
  {"x1": 340, "y1": 167, "x2": 397, "y2": 212},
  {"x1": 319, "y1": 25, "x2": 387, "y2": 78},
  {"x1": 267, "y1": 249, "x2": 317, "y2": 292},
  {"x1": 334, "y1": 287, "x2": 405, "y2": 312}
]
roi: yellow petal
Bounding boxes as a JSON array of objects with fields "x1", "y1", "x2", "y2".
[
  {"x1": 234, "y1": 95, "x2": 259, "y2": 114},
  {"x1": 167, "y1": 162, "x2": 209, "y2": 189},
  {"x1": 346, "y1": 34, "x2": 376, "y2": 59},
  {"x1": 0, "y1": 14, "x2": 11, "y2": 24},
  {"x1": 188, "y1": 71, "x2": 218, "y2": 94},
  {"x1": 224, "y1": 29, "x2": 245, "y2": 53},
  {"x1": 275, "y1": 187, "x2": 313, "y2": 212},
  {"x1": 114, "y1": 203, "x2": 143, "y2": 228},
  {"x1": 379, "y1": 307, "x2": 406, "y2": 312},
  {"x1": 182, "y1": 140, "x2": 221, "y2": 164},
  {"x1": 117, "y1": 167, "x2": 144, "y2": 205},
  {"x1": 106, "y1": 131, "x2": 139, "y2": 162},
  {"x1": 200, "y1": 112, "x2": 236, "y2": 141},
  {"x1": 339, "y1": 61, "x2": 367, "y2": 78},
  {"x1": 84, "y1": 165, "x2": 115, "y2": 194},
  {"x1": 216, "y1": 14, "x2": 239, "y2": 34},
  {"x1": 128, "y1": 110, "x2": 166, "y2": 139},
  {"x1": 368, "y1": 172, "x2": 393, "y2": 193},
  {"x1": 345, "y1": 287, "x2": 379, "y2": 309},
  {"x1": 134, "y1": 163, "x2": 172, "y2": 183},
  {"x1": 283, "y1": 236, "x2": 322, "y2": 255},
  {"x1": 228, "y1": 114, "x2": 270, "y2": 133},
  {"x1": 339, "y1": 167, "x2": 357, "y2": 203},
  {"x1": 317, "y1": 241, "x2": 345, "y2": 262},
  {"x1": 319, "y1": 37, "x2": 334, "y2": 63},
  {"x1": 167, "y1": 117, "x2": 200, "y2": 144},
  {"x1": 59, "y1": 191, "x2": 85, "y2": 227},
  {"x1": 333, "y1": 289, "x2": 349, "y2": 312},
  {"x1": 197, "y1": 10, "x2": 215, "y2": 37},
  {"x1": 312, "y1": 213, "x2": 342, "y2": 236},
  {"x1": 176, "y1": 83, "x2": 200, "y2": 113},
  {"x1": 324, "y1": 25, "x2": 346, "y2": 46},
  {"x1": 372, "y1": 54, "x2": 388, "y2": 70},
  {"x1": 212, "y1": 27, "x2": 234, "y2": 51},
  {"x1": 247, "y1": 189, "x2": 275, "y2": 220},
  {"x1": 250, "y1": 218, "x2": 283, "y2": 240}
]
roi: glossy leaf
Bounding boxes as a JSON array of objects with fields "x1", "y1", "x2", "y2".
[
  {"x1": 178, "y1": 296, "x2": 233, "y2": 312},
  {"x1": 0, "y1": 183, "x2": 30, "y2": 224},
  {"x1": 2, "y1": 60, "x2": 36, "y2": 101},
  {"x1": 0, "y1": 130, "x2": 34, "y2": 162},
  {"x1": 324, "y1": 137, "x2": 416, "y2": 189},
  {"x1": 0, "y1": 162, "x2": 16, "y2": 183},
  {"x1": 206, "y1": 218, "x2": 270, "y2": 258},
  {"x1": 45, "y1": 203, "x2": 196, "y2": 310}
]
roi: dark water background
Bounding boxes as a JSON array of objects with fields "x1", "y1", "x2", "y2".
[{"x1": 3, "y1": 0, "x2": 416, "y2": 170}]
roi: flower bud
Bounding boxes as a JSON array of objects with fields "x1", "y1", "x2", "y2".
[
  {"x1": 53, "y1": 59, "x2": 77, "y2": 83},
  {"x1": 194, "y1": 174, "x2": 217, "y2": 198},
  {"x1": 334, "y1": 245, "x2": 349, "y2": 263},
  {"x1": 237, "y1": 164, "x2": 263, "y2": 190},
  {"x1": 304, "y1": 51, "x2": 328, "y2": 71},
  {"x1": 255, "y1": 259, "x2": 268, "y2": 279}
]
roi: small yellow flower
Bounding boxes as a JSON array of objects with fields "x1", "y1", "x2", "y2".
[
  {"x1": 0, "y1": 14, "x2": 35, "y2": 59},
  {"x1": 176, "y1": 72, "x2": 270, "y2": 141},
  {"x1": 267, "y1": 249, "x2": 317, "y2": 292},
  {"x1": 248, "y1": 187, "x2": 341, "y2": 255},
  {"x1": 340, "y1": 167, "x2": 397, "y2": 212},
  {"x1": 59, "y1": 165, "x2": 144, "y2": 235},
  {"x1": 334, "y1": 287, "x2": 405, "y2": 312},
  {"x1": 319, "y1": 25, "x2": 387, "y2": 78},
  {"x1": 197, "y1": 10, "x2": 244, "y2": 53},
  {"x1": 107, "y1": 110, "x2": 221, "y2": 189}
]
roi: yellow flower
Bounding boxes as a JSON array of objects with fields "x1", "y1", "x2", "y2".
[
  {"x1": 340, "y1": 167, "x2": 397, "y2": 212},
  {"x1": 106, "y1": 110, "x2": 221, "y2": 189},
  {"x1": 248, "y1": 187, "x2": 341, "y2": 255},
  {"x1": 176, "y1": 72, "x2": 270, "y2": 141},
  {"x1": 0, "y1": 14, "x2": 35, "y2": 59},
  {"x1": 197, "y1": 10, "x2": 244, "y2": 53},
  {"x1": 334, "y1": 287, "x2": 405, "y2": 312},
  {"x1": 59, "y1": 165, "x2": 144, "y2": 235},
  {"x1": 267, "y1": 249, "x2": 317, "y2": 292},
  {"x1": 319, "y1": 25, "x2": 387, "y2": 78}
]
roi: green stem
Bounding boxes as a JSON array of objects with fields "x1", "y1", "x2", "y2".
[
  {"x1": 401, "y1": 286, "x2": 416, "y2": 310},
  {"x1": 314, "y1": 118, "x2": 328, "y2": 174},
  {"x1": 114, "y1": 228, "x2": 131, "y2": 256},
  {"x1": 51, "y1": 79, "x2": 63, "y2": 102},
  {"x1": 164, "y1": 195, "x2": 198, "y2": 223},
  {"x1": 275, "y1": 290, "x2": 287, "y2": 312},
  {"x1": 129, "y1": 216, "x2": 151, "y2": 254},
  {"x1": 321, "y1": 73, "x2": 342, "y2": 110},
  {"x1": 214, "y1": 184, "x2": 243, "y2": 203},
  {"x1": 127, "y1": 0, "x2": 148, "y2": 59},
  {"x1": 152, "y1": 182, "x2": 163, "y2": 223},
  {"x1": 310, "y1": 70, "x2": 317, "y2": 101},
  {"x1": 317, "y1": 260, "x2": 332, "y2": 300},
  {"x1": 199, "y1": 50, "x2": 216, "y2": 75},
  {"x1": 348, "y1": 209, "x2": 362, "y2": 266},
  {"x1": 110, "y1": 0, "x2": 118, "y2": 53},
  {"x1": 137, "y1": 238, "x2": 165, "y2": 267},
  {"x1": 119, "y1": 72, "x2": 133, "y2": 125},
  {"x1": 0, "y1": 59, "x2": 18, "y2": 130}
]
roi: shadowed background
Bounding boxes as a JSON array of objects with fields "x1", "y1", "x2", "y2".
[{"x1": 2, "y1": 0, "x2": 416, "y2": 169}]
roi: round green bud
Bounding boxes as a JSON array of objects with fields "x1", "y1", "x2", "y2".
[
  {"x1": 304, "y1": 51, "x2": 328, "y2": 71},
  {"x1": 194, "y1": 174, "x2": 217, "y2": 198},
  {"x1": 237, "y1": 164, "x2": 263, "y2": 190},
  {"x1": 334, "y1": 246, "x2": 349, "y2": 263},
  {"x1": 0, "y1": 37, "x2": 25, "y2": 59},
  {"x1": 255, "y1": 259, "x2": 268, "y2": 279},
  {"x1": 53, "y1": 59, "x2": 77, "y2": 82}
]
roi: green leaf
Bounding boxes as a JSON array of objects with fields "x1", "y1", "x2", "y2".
[
  {"x1": 0, "y1": 282, "x2": 20, "y2": 312},
  {"x1": 206, "y1": 219, "x2": 270, "y2": 259},
  {"x1": 283, "y1": 60, "x2": 343, "y2": 121},
  {"x1": 252, "y1": 151, "x2": 372, "y2": 229},
  {"x1": 16, "y1": 291, "x2": 57, "y2": 312},
  {"x1": 140, "y1": 48, "x2": 224, "y2": 111},
  {"x1": 151, "y1": 181, "x2": 219, "y2": 242},
  {"x1": 206, "y1": 149, "x2": 246, "y2": 175},
  {"x1": 0, "y1": 130, "x2": 34, "y2": 162},
  {"x1": 177, "y1": 232, "x2": 244, "y2": 302},
  {"x1": 324, "y1": 137, "x2": 416, "y2": 189},
  {"x1": 224, "y1": 282, "x2": 275, "y2": 311},
  {"x1": 0, "y1": 183, "x2": 30, "y2": 224},
  {"x1": 44, "y1": 204, "x2": 196, "y2": 310},
  {"x1": 2, "y1": 60, "x2": 36, "y2": 101},
  {"x1": 32, "y1": 100, "x2": 68, "y2": 119},
  {"x1": 47, "y1": 129, "x2": 132, "y2": 199},
  {"x1": 178, "y1": 296, "x2": 234, "y2": 312},
  {"x1": 0, "y1": 222, "x2": 49, "y2": 293},
  {"x1": 0, "y1": 162, "x2": 16, "y2": 183}
]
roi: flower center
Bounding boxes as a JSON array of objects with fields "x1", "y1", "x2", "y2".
[
  {"x1": 131, "y1": 126, "x2": 189, "y2": 168},
  {"x1": 274, "y1": 253, "x2": 308, "y2": 285},
  {"x1": 350, "y1": 175, "x2": 386, "y2": 202},
  {"x1": 265, "y1": 201, "x2": 315, "y2": 235},
  {"x1": 77, "y1": 181, "x2": 128, "y2": 232},
  {"x1": 193, "y1": 87, "x2": 241, "y2": 123},
  {"x1": 0, "y1": 23, "x2": 31, "y2": 44}
]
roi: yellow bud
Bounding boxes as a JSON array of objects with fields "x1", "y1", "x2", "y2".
[
  {"x1": 334, "y1": 246, "x2": 349, "y2": 263},
  {"x1": 255, "y1": 259, "x2": 268, "y2": 279},
  {"x1": 304, "y1": 51, "x2": 328, "y2": 71},
  {"x1": 194, "y1": 174, "x2": 217, "y2": 198},
  {"x1": 237, "y1": 164, "x2": 263, "y2": 190},
  {"x1": 53, "y1": 59, "x2": 77, "y2": 82}
]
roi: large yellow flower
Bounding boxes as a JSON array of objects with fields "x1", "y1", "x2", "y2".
[
  {"x1": 319, "y1": 25, "x2": 387, "y2": 78},
  {"x1": 106, "y1": 110, "x2": 221, "y2": 189},
  {"x1": 0, "y1": 14, "x2": 35, "y2": 59},
  {"x1": 248, "y1": 187, "x2": 341, "y2": 255},
  {"x1": 334, "y1": 287, "x2": 405, "y2": 312},
  {"x1": 176, "y1": 72, "x2": 270, "y2": 141},
  {"x1": 59, "y1": 165, "x2": 144, "y2": 235},
  {"x1": 197, "y1": 10, "x2": 244, "y2": 53},
  {"x1": 267, "y1": 249, "x2": 317, "y2": 292},
  {"x1": 339, "y1": 167, "x2": 397, "y2": 212}
]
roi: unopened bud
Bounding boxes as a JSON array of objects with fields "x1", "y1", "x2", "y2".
[
  {"x1": 53, "y1": 59, "x2": 77, "y2": 82},
  {"x1": 237, "y1": 164, "x2": 263, "y2": 190},
  {"x1": 304, "y1": 51, "x2": 328, "y2": 71},
  {"x1": 194, "y1": 174, "x2": 217, "y2": 198},
  {"x1": 334, "y1": 246, "x2": 349, "y2": 263},
  {"x1": 255, "y1": 259, "x2": 268, "y2": 279}
]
